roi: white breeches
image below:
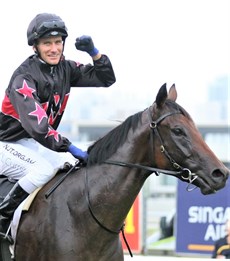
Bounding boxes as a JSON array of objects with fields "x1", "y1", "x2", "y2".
[{"x1": 0, "y1": 138, "x2": 76, "y2": 192}]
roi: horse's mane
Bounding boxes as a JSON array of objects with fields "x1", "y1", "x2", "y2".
[
  {"x1": 87, "y1": 110, "x2": 143, "y2": 166},
  {"x1": 86, "y1": 99, "x2": 192, "y2": 167}
]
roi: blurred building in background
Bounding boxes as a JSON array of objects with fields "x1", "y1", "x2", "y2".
[{"x1": 60, "y1": 74, "x2": 229, "y2": 163}]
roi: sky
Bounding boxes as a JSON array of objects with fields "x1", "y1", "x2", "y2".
[{"x1": 0, "y1": 0, "x2": 229, "y2": 121}]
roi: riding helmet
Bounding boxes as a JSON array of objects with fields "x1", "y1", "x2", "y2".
[{"x1": 27, "y1": 13, "x2": 68, "y2": 46}]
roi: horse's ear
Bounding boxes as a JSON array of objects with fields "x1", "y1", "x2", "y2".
[
  {"x1": 168, "y1": 84, "x2": 177, "y2": 101},
  {"x1": 155, "y1": 83, "x2": 168, "y2": 108}
]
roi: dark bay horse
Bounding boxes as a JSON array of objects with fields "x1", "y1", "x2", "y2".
[{"x1": 10, "y1": 83, "x2": 229, "y2": 260}]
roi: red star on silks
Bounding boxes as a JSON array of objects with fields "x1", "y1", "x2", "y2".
[
  {"x1": 45, "y1": 128, "x2": 60, "y2": 142},
  {"x1": 29, "y1": 103, "x2": 48, "y2": 125},
  {"x1": 16, "y1": 80, "x2": 35, "y2": 99}
]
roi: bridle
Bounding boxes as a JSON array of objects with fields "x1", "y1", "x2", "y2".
[
  {"x1": 148, "y1": 106, "x2": 198, "y2": 189},
  {"x1": 104, "y1": 106, "x2": 198, "y2": 191},
  {"x1": 84, "y1": 105, "x2": 199, "y2": 257}
]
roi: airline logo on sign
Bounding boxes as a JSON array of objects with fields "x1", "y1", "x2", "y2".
[{"x1": 176, "y1": 180, "x2": 230, "y2": 254}]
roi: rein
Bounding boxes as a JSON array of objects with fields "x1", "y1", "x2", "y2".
[
  {"x1": 84, "y1": 168, "x2": 133, "y2": 257},
  {"x1": 103, "y1": 160, "x2": 195, "y2": 183}
]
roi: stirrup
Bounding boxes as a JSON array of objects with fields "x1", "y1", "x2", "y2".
[
  {"x1": 0, "y1": 232, "x2": 14, "y2": 245},
  {"x1": 0, "y1": 220, "x2": 14, "y2": 245}
]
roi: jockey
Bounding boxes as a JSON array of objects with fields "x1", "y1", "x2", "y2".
[{"x1": 0, "y1": 13, "x2": 116, "y2": 234}]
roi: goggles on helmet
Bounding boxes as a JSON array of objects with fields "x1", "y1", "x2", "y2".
[{"x1": 36, "y1": 20, "x2": 67, "y2": 38}]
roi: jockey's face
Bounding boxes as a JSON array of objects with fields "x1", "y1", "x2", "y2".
[{"x1": 35, "y1": 36, "x2": 63, "y2": 65}]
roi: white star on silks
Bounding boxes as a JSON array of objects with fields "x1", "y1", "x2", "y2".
[
  {"x1": 16, "y1": 80, "x2": 35, "y2": 99},
  {"x1": 28, "y1": 103, "x2": 48, "y2": 125},
  {"x1": 46, "y1": 128, "x2": 60, "y2": 142}
]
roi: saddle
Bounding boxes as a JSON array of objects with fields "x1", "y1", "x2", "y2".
[{"x1": 0, "y1": 162, "x2": 81, "y2": 260}]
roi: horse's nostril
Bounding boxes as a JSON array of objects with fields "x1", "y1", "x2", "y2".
[{"x1": 212, "y1": 169, "x2": 224, "y2": 178}]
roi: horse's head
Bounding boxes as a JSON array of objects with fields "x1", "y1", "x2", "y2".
[{"x1": 150, "y1": 83, "x2": 229, "y2": 195}]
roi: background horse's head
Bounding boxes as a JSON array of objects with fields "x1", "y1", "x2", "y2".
[{"x1": 150, "y1": 83, "x2": 229, "y2": 195}]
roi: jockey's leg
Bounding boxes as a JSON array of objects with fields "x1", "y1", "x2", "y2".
[
  {"x1": 0, "y1": 138, "x2": 74, "y2": 236},
  {"x1": 0, "y1": 182, "x2": 29, "y2": 219}
]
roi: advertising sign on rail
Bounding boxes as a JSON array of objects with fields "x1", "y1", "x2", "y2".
[{"x1": 176, "y1": 179, "x2": 230, "y2": 255}]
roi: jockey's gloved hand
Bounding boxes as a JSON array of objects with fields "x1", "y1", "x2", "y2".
[
  {"x1": 68, "y1": 144, "x2": 88, "y2": 164},
  {"x1": 75, "y1": 35, "x2": 99, "y2": 57}
]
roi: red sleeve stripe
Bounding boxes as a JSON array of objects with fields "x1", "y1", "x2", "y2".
[{"x1": 1, "y1": 95, "x2": 20, "y2": 120}]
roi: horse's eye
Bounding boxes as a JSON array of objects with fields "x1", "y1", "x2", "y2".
[{"x1": 172, "y1": 128, "x2": 184, "y2": 136}]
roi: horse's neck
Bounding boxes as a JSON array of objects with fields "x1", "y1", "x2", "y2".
[
  {"x1": 87, "y1": 164, "x2": 147, "y2": 232},
  {"x1": 88, "y1": 113, "x2": 150, "y2": 229}
]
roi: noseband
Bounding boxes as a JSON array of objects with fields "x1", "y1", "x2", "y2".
[{"x1": 104, "y1": 106, "x2": 198, "y2": 192}]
